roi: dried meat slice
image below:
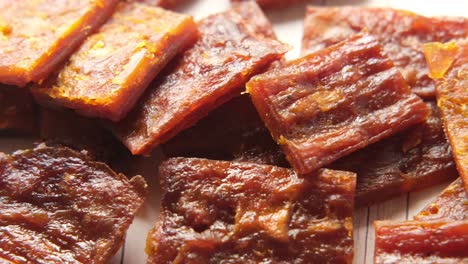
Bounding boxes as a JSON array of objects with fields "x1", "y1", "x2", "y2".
[
  {"x1": 0, "y1": 85, "x2": 37, "y2": 134},
  {"x1": 112, "y1": 2, "x2": 288, "y2": 155},
  {"x1": 163, "y1": 95, "x2": 289, "y2": 167},
  {"x1": 415, "y1": 178, "x2": 467, "y2": 221},
  {"x1": 331, "y1": 101, "x2": 457, "y2": 206},
  {"x1": 0, "y1": 0, "x2": 118, "y2": 87},
  {"x1": 302, "y1": 7, "x2": 468, "y2": 98},
  {"x1": 0, "y1": 146, "x2": 147, "y2": 264},
  {"x1": 136, "y1": 0, "x2": 190, "y2": 8},
  {"x1": 32, "y1": 2, "x2": 198, "y2": 121},
  {"x1": 374, "y1": 220, "x2": 468, "y2": 264},
  {"x1": 231, "y1": 0, "x2": 304, "y2": 9},
  {"x1": 148, "y1": 158, "x2": 356, "y2": 263},
  {"x1": 247, "y1": 34, "x2": 428, "y2": 175},
  {"x1": 424, "y1": 41, "x2": 468, "y2": 192}
]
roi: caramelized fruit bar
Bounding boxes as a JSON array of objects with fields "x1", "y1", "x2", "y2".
[
  {"x1": 331, "y1": 101, "x2": 457, "y2": 206},
  {"x1": 112, "y1": 2, "x2": 288, "y2": 155},
  {"x1": 148, "y1": 158, "x2": 356, "y2": 263},
  {"x1": 163, "y1": 95, "x2": 289, "y2": 167},
  {"x1": 0, "y1": 85, "x2": 36, "y2": 134},
  {"x1": 247, "y1": 34, "x2": 428, "y2": 175},
  {"x1": 415, "y1": 178, "x2": 467, "y2": 221},
  {"x1": 0, "y1": 0, "x2": 118, "y2": 87},
  {"x1": 374, "y1": 220, "x2": 468, "y2": 264},
  {"x1": 424, "y1": 41, "x2": 468, "y2": 192},
  {"x1": 302, "y1": 7, "x2": 468, "y2": 98},
  {"x1": 0, "y1": 146, "x2": 147, "y2": 264},
  {"x1": 33, "y1": 2, "x2": 198, "y2": 121}
]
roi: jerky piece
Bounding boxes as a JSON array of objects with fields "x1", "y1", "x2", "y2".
[
  {"x1": 424, "y1": 41, "x2": 468, "y2": 192},
  {"x1": 0, "y1": 0, "x2": 118, "y2": 87},
  {"x1": 136, "y1": 0, "x2": 190, "y2": 9},
  {"x1": 33, "y1": 2, "x2": 198, "y2": 121},
  {"x1": 0, "y1": 146, "x2": 147, "y2": 263},
  {"x1": 415, "y1": 178, "x2": 468, "y2": 221},
  {"x1": 247, "y1": 34, "x2": 428, "y2": 175},
  {"x1": 112, "y1": 3, "x2": 288, "y2": 155},
  {"x1": 331, "y1": 101, "x2": 457, "y2": 206},
  {"x1": 374, "y1": 220, "x2": 468, "y2": 264},
  {"x1": 163, "y1": 95, "x2": 289, "y2": 167},
  {"x1": 231, "y1": 0, "x2": 304, "y2": 9},
  {"x1": 302, "y1": 7, "x2": 468, "y2": 98},
  {"x1": 148, "y1": 158, "x2": 356, "y2": 263},
  {"x1": 0, "y1": 85, "x2": 36, "y2": 135}
]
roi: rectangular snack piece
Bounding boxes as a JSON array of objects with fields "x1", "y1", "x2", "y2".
[
  {"x1": 33, "y1": 2, "x2": 198, "y2": 121},
  {"x1": 163, "y1": 95, "x2": 289, "y2": 167},
  {"x1": 415, "y1": 178, "x2": 467, "y2": 221},
  {"x1": 0, "y1": 146, "x2": 147, "y2": 264},
  {"x1": 424, "y1": 41, "x2": 468, "y2": 192},
  {"x1": 148, "y1": 158, "x2": 356, "y2": 263},
  {"x1": 0, "y1": 85, "x2": 37, "y2": 134},
  {"x1": 302, "y1": 7, "x2": 468, "y2": 98},
  {"x1": 0, "y1": 0, "x2": 118, "y2": 87},
  {"x1": 112, "y1": 2, "x2": 288, "y2": 154},
  {"x1": 374, "y1": 220, "x2": 468, "y2": 264},
  {"x1": 247, "y1": 34, "x2": 428, "y2": 175},
  {"x1": 331, "y1": 101, "x2": 457, "y2": 206}
]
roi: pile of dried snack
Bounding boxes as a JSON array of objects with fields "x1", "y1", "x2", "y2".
[{"x1": 0, "y1": 0, "x2": 466, "y2": 263}]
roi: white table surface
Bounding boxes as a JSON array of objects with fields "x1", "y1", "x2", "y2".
[{"x1": 1, "y1": 0, "x2": 466, "y2": 263}]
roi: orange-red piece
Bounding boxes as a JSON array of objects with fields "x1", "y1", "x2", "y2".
[
  {"x1": 424, "y1": 41, "x2": 468, "y2": 192},
  {"x1": 0, "y1": 85, "x2": 36, "y2": 134},
  {"x1": 247, "y1": 34, "x2": 428, "y2": 175},
  {"x1": 231, "y1": 0, "x2": 304, "y2": 9},
  {"x1": 112, "y1": 2, "x2": 288, "y2": 154},
  {"x1": 374, "y1": 220, "x2": 468, "y2": 263},
  {"x1": 302, "y1": 7, "x2": 468, "y2": 98},
  {"x1": 148, "y1": 158, "x2": 356, "y2": 263},
  {"x1": 0, "y1": 0, "x2": 118, "y2": 87},
  {"x1": 33, "y1": 2, "x2": 197, "y2": 121}
]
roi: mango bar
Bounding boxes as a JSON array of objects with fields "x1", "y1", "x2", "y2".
[
  {"x1": 302, "y1": 7, "x2": 468, "y2": 98},
  {"x1": 247, "y1": 34, "x2": 428, "y2": 175},
  {"x1": 147, "y1": 158, "x2": 355, "y2": 263},
  {"x1": 33, "y1": 2, "x2": 198, "y2": 121},
  {"x1": 0, "y1": 146, "x2": 146, "y2": 263},
  {"x1": 0, "y1": 0, "x2": 118, "y2": 86},
  {"x1": 424, "y1": 41, "x2": 468, "y2": 192},
  {"x1": 113, "y1": 2, "x2": 288, "y2": 154}
]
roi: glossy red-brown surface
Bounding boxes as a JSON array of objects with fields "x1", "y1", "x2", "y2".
[
  {"x1": 148, "y1": 158, "x2": 356, "y2": 263},
  {"x1": 0, "y1": 85, "x2": 36, "y2": 135},
  {"x1": 331, "y1": 101, "x2": 457, "y2": 206},
  {"x1": 247, "y1": 34, "x2": 428, "y2": 175},
  {"x1": 33, "y1": 2, "x2": 197, "y2": 121},
  {"x1": 425, "y1": 41, "x2": 468, "y2": 193},
  {"x1": 0, "y1": 146, "x2": 147, "y2": 264},
  {"x1": 231, "y1": 0, "x2": 304, "y2": 9},
  {"x1": 163, "y1": 95, "x2": 289, "y2": 167},
  {"x1": 0, "y1": 0, "x2": 118, "y2": 87},
  {"x1": 415, "y1": 178, "x2": 468, "y2": 221},
  {"x1": 113, "y1": 2, "x2": 288, "y2": 155},
  {"x1": 302, "y1": 7, "x2": 468, "y2": 98},
  {"x1": 39, "y1": 108, "x2": 132, "y2": 172},
  {"x1": 374, "y1": 220, "x2": 468, "y2": 263}
]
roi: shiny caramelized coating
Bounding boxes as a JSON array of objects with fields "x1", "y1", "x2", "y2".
[
  {"x1": 163, "y1": 95, "x2": 289, "y2": 167},
  {"x1": 39, "y1": 108, "x2": 131, "y2": 172},
  {"x1": 374, "y1": 220, "x2": 468, "y2": 263},
  {"x1": 0, "y1": 85, "x2": 36, "y2": 134},
  {"x1": 415, "y1": 178, "x2": 468, "y2": 221},
  {"x1": 112, "y1": 2, "x2": 288, "y2": 155},
  {"x1": 331, "y1": 102, "x2": 457, "y2": 206},
  {"x1": 0, "y1": 146, "x2": 147, "y2": 264},
  {"x1": 247, "y1": 34, "x2": 428, "y2": 175},
  {"x1": 302, "y1": 7, "x2": 468, "y2": 98},
  {"x1": 148, "y1": 158, "x2": 356, "y2": 263},
  {"x1": 424, "y1": 41, "x2": 468, "y2": 193},
  {"x1": 0, "y1": 0, "x2": 118, "y2": 87},
  {"x1": 33, "y1": 2, "x2": 198, "y2": 121}
]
